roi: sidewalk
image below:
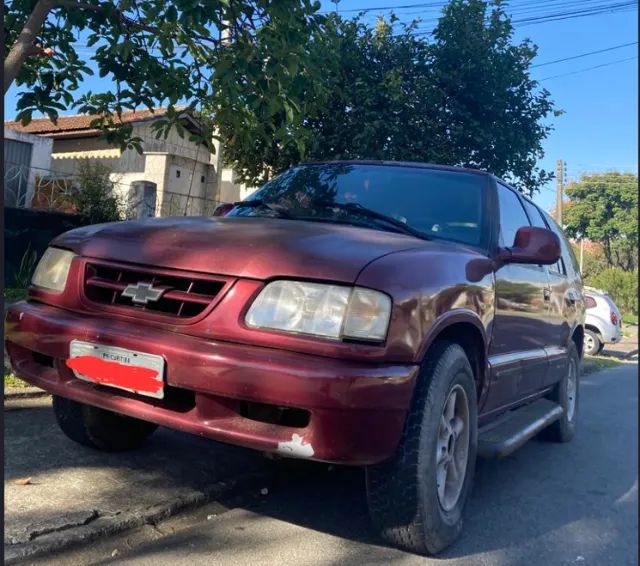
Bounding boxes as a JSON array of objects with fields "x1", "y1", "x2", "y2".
[{"x1": 4, "y1": 396, "x2": 273, "y2": 564}]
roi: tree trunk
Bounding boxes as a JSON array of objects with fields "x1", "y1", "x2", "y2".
[
  {"x1": 4, "y1": 0, "x2": 53, "y2": 94},
  {"x1": 602, "y1": 237, "x2": 613, "y2": 269}
]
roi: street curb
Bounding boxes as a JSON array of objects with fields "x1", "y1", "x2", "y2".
[
  {"x1": 4, "y1": 387, "x2": 50, "y2": 400},
  {"x1": 4, "y1": 467, "x2": 276, "y2": 564}
]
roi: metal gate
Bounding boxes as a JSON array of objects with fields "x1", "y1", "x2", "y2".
[{"x1": 4, "y1": 138, "x2": 33, "y2": 207}]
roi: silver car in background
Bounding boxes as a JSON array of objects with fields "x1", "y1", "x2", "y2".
[{"x1": 584, "y1": 287, "x2": 623, "y2": 355}]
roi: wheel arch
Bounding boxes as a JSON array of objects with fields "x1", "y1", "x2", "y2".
[
  {"x1": 571, "y1": 325, "x2": 585, "y2": 359},
  {"x1": 585, "y1": 323, "x2": 602, "y2": 336},
  {"x1": 418, "y1": 311, "x2": 489, "y2": 404}
]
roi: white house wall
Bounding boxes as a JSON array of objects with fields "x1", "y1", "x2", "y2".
[{"x1": 42, "y1": 117, "x2": 252, "y2": 214}]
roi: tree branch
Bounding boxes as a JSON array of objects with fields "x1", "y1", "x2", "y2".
[
  {"x1": 4, "y1": 0, "x2": 225, "y2": 94},
  {"x1": 4, "y1": 0, "x2": 54, "y2": 93}
]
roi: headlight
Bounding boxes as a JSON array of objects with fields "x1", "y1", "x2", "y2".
[
  {"x1": 245, "y1": 281, "x2": 391, "y2": 342},
  {"x1": 31, "y1": 248, "x2": 76, "y2": 292}
]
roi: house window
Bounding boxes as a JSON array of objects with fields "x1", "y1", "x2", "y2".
[
  {"x1": 201, "y1": 175, "x2": 205, "y2": 183},
  {"x1": 176, "y1": 169, "x2": 181, "y2": 178}
]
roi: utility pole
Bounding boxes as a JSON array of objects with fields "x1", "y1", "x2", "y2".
[{"x1": 555, "y1": 159, "x2": 566, "y2": 225}]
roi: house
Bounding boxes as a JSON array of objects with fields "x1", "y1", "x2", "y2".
[
  {"x1": 4, "y1": 108, "x2": 255, "y2": 217},
  {"x1": 3, "y1": 127, "x2": 53, "y2": 207}
]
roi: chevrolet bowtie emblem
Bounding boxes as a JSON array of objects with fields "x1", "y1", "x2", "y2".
[{"x1": 121, "y1": 282, "x2": 166, "y2": 305}]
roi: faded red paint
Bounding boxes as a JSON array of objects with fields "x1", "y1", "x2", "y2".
[
  {"x1": 4, "y1": 163, "x2": 585, "y2": 464},
  {"x1": 66, "y1": 356, "x2": 162, "y2": 394}
]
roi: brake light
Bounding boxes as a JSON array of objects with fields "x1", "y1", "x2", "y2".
[{"x1": 610, "y1": 311, "x2": 618, "y2": 325}]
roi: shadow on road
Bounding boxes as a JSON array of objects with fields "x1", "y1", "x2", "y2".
[{"x1": 11, "y1": 364, "x2": 639, "y2": 565}]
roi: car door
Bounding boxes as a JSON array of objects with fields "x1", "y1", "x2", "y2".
[
  {"x1": 540, "y1": 210, "x2": 583, "y2": 387},
  {"x1": 484, "y1": 182, "x2": 551, "y2": 414}
]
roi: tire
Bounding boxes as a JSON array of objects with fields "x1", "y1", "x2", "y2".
[
  {"x1": 540, "y1": 343, "x2": 579, "y2": 443},
  {"x1": 584, "y1": 329, "x2": 602, "y2": 356},
  {"x1": 52, "y1": 395, "x2": 158, "y2": 452},
  {"x1": 596, "y1": 342, "x2": 606, "y2": 355},
  {"x1": 366, "y1": 341, "x2": 478, "y2": 555}
]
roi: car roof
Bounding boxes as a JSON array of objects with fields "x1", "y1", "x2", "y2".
[{"x1": 298, "y1": 159, "x2": 492, "y2": 177}]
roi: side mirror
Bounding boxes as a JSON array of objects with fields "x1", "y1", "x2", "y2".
[
  {"x1": 499, "y1": 226, "x2": 561, "y2": 265},
  {"x1": 212, "y1": 202, "x2": 234, "y2": 217}
]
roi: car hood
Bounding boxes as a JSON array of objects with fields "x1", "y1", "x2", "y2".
[{"x1": 53, "y1": 216, "x2": 430, "y2": 282}]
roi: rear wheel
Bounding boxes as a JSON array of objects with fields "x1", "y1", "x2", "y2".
[
  {"x1": 53, "y1": 396, "x2": 158, "y2": 451},
  {"x1": 366, "y1": 342, "x2": 478, "y2": 555},
  {"x1": 584, "y1": 329, "x2": 602, "y2": 356},
  {"x1": 541, "y1": 343, "x2": 579, "y2": 443}
]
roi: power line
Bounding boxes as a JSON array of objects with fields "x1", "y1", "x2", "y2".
[
  {"x1": 531, "y1": 41, "x2": 638, "y2": 67},
  {"x1": 539, "y1": 55, "x2": 638, "y2": 80},
  {"x1": 398, "y1": 0, "x2": 637, "y2": 37},
  {"x1": 321, "y1": 0, "x2": 628, "y2": 14}
]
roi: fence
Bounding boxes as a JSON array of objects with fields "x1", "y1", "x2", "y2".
[
  {"x1": 3, "y1": 163, "x2": 223, "y2": 218},
  {"x1": 4, "y1": 206, "x2": 86, "y2": 288},
  {"x1": 4, "y1": 162, "x2": 32, "y2": 208}
]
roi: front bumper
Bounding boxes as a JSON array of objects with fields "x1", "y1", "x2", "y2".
[{"x1": 5, "y1": 301, "x2": 418, "y2": 465}]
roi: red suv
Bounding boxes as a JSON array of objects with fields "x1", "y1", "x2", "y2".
[{"x1": 5, "y1": 161, "x2": 585, "y2": 554}]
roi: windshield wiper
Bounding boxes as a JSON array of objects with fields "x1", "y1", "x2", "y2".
[
  {"x1": 232, "y1": 199, "x2": 292, "y2": 219},
  {"x1": 319, "y1": 201, "x2": 429, "y2": 240}
]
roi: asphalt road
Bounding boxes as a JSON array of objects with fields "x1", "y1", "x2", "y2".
[{"x1": 29, "y1": 361, "x2": 638, "y2": 566}]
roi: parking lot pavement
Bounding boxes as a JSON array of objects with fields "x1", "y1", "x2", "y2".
[
  {"x1": 28, "y1": 362, "x2": 638, "y2": 566},
  {"x1": 4, "y1": 396, "x2": 270, "y2": 562}
]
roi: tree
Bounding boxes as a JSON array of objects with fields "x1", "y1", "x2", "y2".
[
  {"x1": 563, "y1": 172, "x2": 638, "y2": 271},
  {"x1": 426, "y1": 0, "x2": 557, "y2": 195},
  {"x1": 4, "y1": 0, "x2": 326, "y2": 152},
  {"x1": 216, "y1": 1, "x2": 558, "y2": 193}
]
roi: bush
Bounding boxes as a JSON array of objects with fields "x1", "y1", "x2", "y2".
[
  {"x1": 586, "y1": 268, "x2": 638, "y2": 316},
  {"x1": 68, "y1": 161, "x2": 124, "y2": 224}
]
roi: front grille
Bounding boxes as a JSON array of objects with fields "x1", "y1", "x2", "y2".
[{"x1": 84, "y1": 262, "x2": 227, "y2": 319}]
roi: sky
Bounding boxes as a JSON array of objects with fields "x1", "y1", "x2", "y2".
[{"x1": 5, "y1": 1, "x2": 638, "y2": 213}]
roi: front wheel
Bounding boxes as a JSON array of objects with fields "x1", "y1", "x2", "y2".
[
  {"x1": 366, "y1": 342, "x2": 478, "y2": 555},
  {"x1": 53, "y1": 396, "x2": 158, "y2": 451}
]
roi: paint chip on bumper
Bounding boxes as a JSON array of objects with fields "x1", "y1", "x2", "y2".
[{"x1": 277, "y1": 434, "x2": 314, "y2": 458}]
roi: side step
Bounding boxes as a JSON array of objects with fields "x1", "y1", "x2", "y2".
[{"x1": 478, "y1": 398, "x2": 563, "y2": 459}]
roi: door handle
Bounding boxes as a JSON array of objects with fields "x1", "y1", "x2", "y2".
[{"x1": 543, "y1": 288, "x2": 551, "y2": 301}]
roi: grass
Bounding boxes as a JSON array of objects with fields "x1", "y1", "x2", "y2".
[
  {"x1": 622, "y1": 313, "x2": 638, "y2": 326},
  {"x1": 4, "y1": 288, "x2": 27, "y2": 303},
  {"x1": 582, "y1": 356, "x2": 623, "y2": 375},
  {"x1": 4, "y1": 367, "x2": 29, "y2": 388}
]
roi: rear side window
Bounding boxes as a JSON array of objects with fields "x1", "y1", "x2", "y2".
[
  {"x1": 497, "y1": 183, "x2": 530, "y2": 247},
  {"x1": 585, "y1": 296, "x2": 597, "y2": 309}
]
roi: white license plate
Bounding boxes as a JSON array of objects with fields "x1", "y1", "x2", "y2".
[{"x1": 68, "y1": 340, "x2": 165, "y2": 399}]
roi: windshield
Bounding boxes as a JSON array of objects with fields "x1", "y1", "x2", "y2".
[{"x1": 227, "y1": 163, "x2": 488, "y2": 248}]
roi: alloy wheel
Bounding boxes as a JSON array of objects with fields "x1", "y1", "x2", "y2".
[{"x1": 436, "y1": 384, "x2": 470, "y2": 512}]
